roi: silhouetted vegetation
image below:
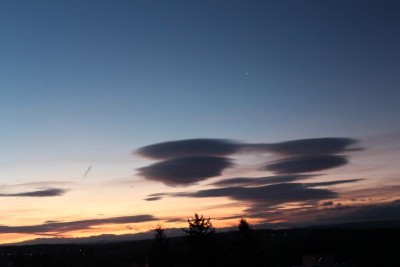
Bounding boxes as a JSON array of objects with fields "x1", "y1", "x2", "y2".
[
  {"x1": 1, "y1": 218, "x2": 400, "y2": 267},
  {"x1": 149, "y1": 224, "x2": 171, "y2": 267},
  {"x1": 182, "y1": 213, "x2": 219, "y2": 266},
  {"x1": 182, "y1": 213, "x2": 215, "y2": 238},
  {"x1": 235, "y1": 218, "x2": 262, "y2": 266}
]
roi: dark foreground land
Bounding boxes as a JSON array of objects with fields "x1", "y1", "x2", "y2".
[{"x1": 1, "y1": 227, "x2": 399, "y2": 267}]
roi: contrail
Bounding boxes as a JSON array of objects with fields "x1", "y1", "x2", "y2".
[{"x1": 84, "y1": 166, "x2": 92, "y2": 178}]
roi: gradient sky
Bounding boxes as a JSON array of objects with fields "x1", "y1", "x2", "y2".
[{"x1": 1, "y1": 0, "x2": 400, "y2": 244}]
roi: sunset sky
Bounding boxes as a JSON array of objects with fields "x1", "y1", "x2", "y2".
[{"x1": 1, "y1": 0, "x2": 400, "y2": 244}]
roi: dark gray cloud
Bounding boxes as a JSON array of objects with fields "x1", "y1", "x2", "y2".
[
  {"x1": 149, "y1": 179, "x2": 362, "y2": 217},
  {"x1": 144, "y1": 196, "x2": 163, "y2": 201},
  {"x1": 307, "y1": 179, "x2": 363, "y2": 187},
  {"x1": 209, "y1": 179, "x2": 362, "y2": 200},
  {"x1": 210, "y1": 174, "x2": 315, "y2": 187},
  {"x1": 135, "y1": 137, "x2": 360, "y2": 187},
  {"x1": 218, "y1": 200, "x2": 400, "y2": 228},
  {"x1": 138, "y1": 156, "x2": 233, "y2": 186},
  {"x1": 0, "y1": 215, "x2": 157, "y2": 235},
  {"x1": 172, "y1": 183, "x2": 337, "y2": 206},
  {"x1": 136, "y1": 139, "x2": 241, "y2": 159},
  {"x1": 261, "y1": 138, "x2": 359, "y2": 155},
  {"x1": 143, "y1": 193, "x2": 166, "y2": 201},
  {"x1": 266, "y1": 154, "x2": 348, "y2": 174},
  {"x1": 135, "y1": 137, "x2": 359, "y2": 159},
  {"x1": 240, "y1": 201, "x2": 400, "y2": 228},
  {"x1": 0, "y1": 188, "x2": 66, "y2": 197},
  {"x1": 13, "y1": 181, "x2": 74, "y2": 187},
  {"x1": 311, "y1": 200, "x2": 400, "y2": 225}
]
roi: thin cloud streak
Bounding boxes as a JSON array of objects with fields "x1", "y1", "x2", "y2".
[
  {"x1": 164, "y1": 183, "x2": 339, "y2": 205},
  {"x1": 144, "y1": 196, "x2": 163, "y2": 201},
  {"x1": 210, "y1": 174, "x2": 316, "y2": 187},
  {"x1": 0, "y1": 188, "x2": 66, "y2": 197},
  {"x1": 84, "y1": 165, "x2": 92, "y2": 178},
  {"x1": 0, "y1": 215, "x2": 157, "y2": 234},
  {"x1": 306, "y1": 179, "x2": 364, "y2": 187}
]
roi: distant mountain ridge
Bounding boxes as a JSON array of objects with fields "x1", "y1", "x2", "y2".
[
  {"x1": 305, "y1": 219, "x2": 400, "y2": 229},
  {"x1": 3, "y1": 219, "x2": 400, "y2": 246},
  {"x1": 1, "y1": 228, "x2": 184, "y2": 246}
]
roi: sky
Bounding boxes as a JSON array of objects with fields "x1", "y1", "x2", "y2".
[{"x1": 1, "y1": 0, "x2": 400, "y2": 244}]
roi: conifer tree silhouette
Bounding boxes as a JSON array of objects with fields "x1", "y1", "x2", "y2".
[
  {"x1": 236, "y1": 218, "x2": 261, "y2": 267},
  {"x1": 154, "y1": 224, "x2": 166, "y2": 243},
  {"x1": 182, "y1": 213, "x2": 215, "y2": 237},
  {"x1": 182, "y1": 213, "x2": 217, "y2": 266},
  {"x1": 238, "y1": 217, "x2": 251, "y2": 238},
  {"x1": 150, "y1": 224, "x2": 170, "y2": 267}
]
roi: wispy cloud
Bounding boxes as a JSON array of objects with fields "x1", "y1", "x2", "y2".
[
  {"x1": 12, "y1": 181, "x2": 75, "y2": 187},
  {"x1": 144, "y1": 196, "x2": 163, "y2": 201},
  {"x1": 306, "y1": 179, "x2": 364, "y2": 187},
  {"x1": 152, "y1": 182, "x2": 350, "y2": 206},
  {"x1": 0, "y1": 215, "x2": 157, "y2": 235},
  {"x1": 83, "y1": 165, "x2": 92, "y2": 178},
  {"x1": 210, "y1": 174, "x2": 315, "y2": 187},
  {"x1": 146, "y1": 178, "x2": 363, "y2": 223},
  {"x1": 0, "y1": 188, "x2": 66, "y2": 197}
]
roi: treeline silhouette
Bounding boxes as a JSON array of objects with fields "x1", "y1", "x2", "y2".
[
  {"x1": 150, "y1": 214, "x2": 262, "y2": 267},
  {"x1": 1, "y1": 214, "x2": 399, "y2": 267}
]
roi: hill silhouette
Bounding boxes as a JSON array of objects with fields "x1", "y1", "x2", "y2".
[{"x1": 1, "y1": 219, "x2": 399, "y2": 266}]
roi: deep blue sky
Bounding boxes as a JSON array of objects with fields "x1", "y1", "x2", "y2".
[
  {"x1": 1, "y1": 0, "x2": 400, "y2": 243},
  {"x1": 2, "y1": 1, "x2": 400, "y2": 148}
]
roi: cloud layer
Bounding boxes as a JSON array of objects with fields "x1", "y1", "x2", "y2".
[
  {"x1": 138, "y1": 156, "x2": 233, "y2": 186},
  {"x1": 210, "y1": 174, "x2": 315, "y2": 187},
  {"x1": 135, "y1": 136, "x2": 370, "y2": 226},
  {"x1": 136, "y1": 139, "x2": 241, "y2": 159},
  {"x1": 151, "y1": 180, "x2": 362, "y2": 206},
  {"x1": 136, "y1": 138, "x2": 359, "y2": 159},
  {"x1": 0, "y1": 214, "x2": 157, "y2": 235},
  {"x1": 0, "y1": 188, "x2": 66, "y2": 197},
  {"x1": 135, "y1": 137, "x2": 360, "y2": 186},
  {"x1": 173, "y1": 182, "x2": 338, "y2": 205},
  {"x1": 266, "y1": 155, "x2": 348, "y2": 174},
  {"x1": 261, "y1": 138, "x2": 359, "y2": 155}
]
